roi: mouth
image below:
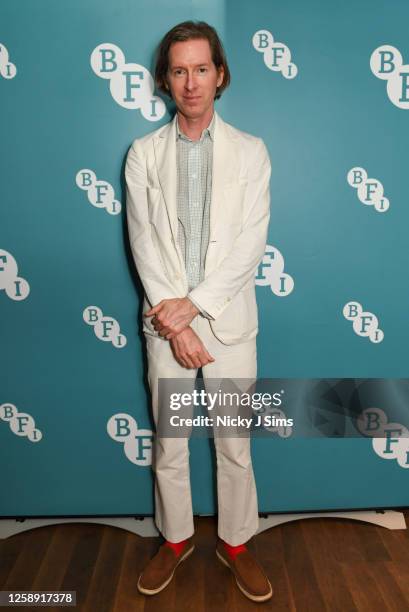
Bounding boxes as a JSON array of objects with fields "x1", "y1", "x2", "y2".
[{"x1": 184, "y1": 96, "x2": 200, "y2": 102}]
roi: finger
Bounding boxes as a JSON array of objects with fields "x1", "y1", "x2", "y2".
[
  {"x1": 159, "y1": 320, "x2": 179, "y2": 336},
  {"x1": 183, "y1": 354, "x2": 196, "y2": 369},
  {"x1": 190, "y1": 354, "x2": 202, "y2": 368},
  {"x1": 171, "y1": 347, "x2": 186, "y2": 368},
  {"x1": 199, "y1": 350, "x2": 215, "y2": 366},
  {"x1": 144, "y1": 302, "x2": 163, "y2": 316}
]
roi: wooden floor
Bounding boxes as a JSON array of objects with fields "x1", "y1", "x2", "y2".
[{"x1": 1, "y1": 511, "x2": 409, "y2": 611}]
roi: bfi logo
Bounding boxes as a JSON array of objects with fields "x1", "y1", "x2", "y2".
[
  {"x1": 252, "y1": 30, "x2": 297, "y2": 79},
  {"x1": 107, "y1": 413, "x2": 153, "y2": 466},
  {"x1": 0, "y1": 403, "x2": 42, "y2": 442},
  {"x1": 357, "y1": 407, "x2": 409, "y2": 469},
  {"x1": 0, "y1": 249, "x2": 30, "y2": 301},
  {"x1": 83, "y1": 306, "x2": 127, "y2": 348},
  {"x1": 0, "y1": 44, "x2": 17, "y2": 79},
  {"x1": 76, "y1": 169, "x2": 121, "y2": 215},
  {"x1": 256, "y1": 245, "x2": 294, "y2": 296},
  {"x1": 343, "y1": 301, "x2": 384, "y2": 343},
  {"x1": 90, "y1": 43, "x2": 166, "y2": 121},
  {"x1": 347, "y1": 167, "x2": 390, "y2": 213},
  {"x1": 370, "y1": 45, "x2": 409, "y2": 109}
]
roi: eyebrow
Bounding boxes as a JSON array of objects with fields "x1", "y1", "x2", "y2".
[{"x1": 170, "y1": 63, "x2": 210, "y2": 69}]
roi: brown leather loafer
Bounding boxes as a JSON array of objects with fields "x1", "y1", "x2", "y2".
[
  {"x1": 216, "y1": 540, "x2": 273, "y2": 602},
  {"x1": 137, "y1": 538, "x2": 195, "y2": 595}
]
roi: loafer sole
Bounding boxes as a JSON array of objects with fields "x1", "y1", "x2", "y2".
[
  {"x1": 216, "y1": 548, "x2": 273, "y2": 602},
  {"x1": 137, "y1": 544, "x2": 195, "y2": 595}
]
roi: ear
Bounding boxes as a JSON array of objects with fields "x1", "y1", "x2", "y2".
[
  {"x1": 216, "y1": 66, "x2": 224, "y2": 87},
  {"x1": 164, "y1": 80, "x2": 173, "y2": 99}
]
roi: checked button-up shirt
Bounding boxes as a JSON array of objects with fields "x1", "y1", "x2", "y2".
[{"x1": 175, "y1": 112, "x2": 215, "y2": 319}]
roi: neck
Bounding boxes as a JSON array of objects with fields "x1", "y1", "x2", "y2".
[{"x1": 176, "y1": 107, "x2": 214, "y2": 141}]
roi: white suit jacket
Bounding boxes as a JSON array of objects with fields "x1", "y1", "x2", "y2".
[{"x1": 125, "y1": 110, "x2": 271, "y2": 346}]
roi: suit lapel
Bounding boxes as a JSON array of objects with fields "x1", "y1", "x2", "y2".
[
  {"x1": 210, "y1": 110, "x2": 235, "y2": 238},
  {"x1": 153, "y1": 114, "x2": 178, "y2": 245}
]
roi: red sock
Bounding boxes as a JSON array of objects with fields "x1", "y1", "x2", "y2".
[
  {"x1": 164, "y1": 538, "x2": 189, "y2": 556},
  {"x1": 221, "y1": 538, "x2": 247, "y2": 559}
]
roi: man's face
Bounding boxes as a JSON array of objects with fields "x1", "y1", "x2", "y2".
[{"x1": 166, "y1": 38, "x2": 224, "y2": 119}]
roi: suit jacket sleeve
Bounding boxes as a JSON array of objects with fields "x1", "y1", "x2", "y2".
[
  {"x1": 187, "y1": 295, "x2": 214, "y2": 320},
  {"x1": 187, "y1": 138, "x2": 271, "y2": 320},
  {"x1": 125, "y1": 139, "x2": 181, "y2": 307}
]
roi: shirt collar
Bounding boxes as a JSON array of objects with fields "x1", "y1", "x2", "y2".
[{"x1": 176, "y1": 111, "x2": 215, "y2": 143}]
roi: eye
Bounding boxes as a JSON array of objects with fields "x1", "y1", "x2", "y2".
[
  {"x1": 174, "y1": 69, "x2": 185, "y2": 76},
  {"x1": 198, "y1": 67, "x2": 208, "y2": 73}
]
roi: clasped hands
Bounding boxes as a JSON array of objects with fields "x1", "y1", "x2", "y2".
[{"x1": 144, "y1": 297, "x2": 215, "y2": 369}]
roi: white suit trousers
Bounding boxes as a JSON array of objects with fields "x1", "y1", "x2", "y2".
[{"x1": 145, "y1": 314, "x2": 259, "y2": 546}]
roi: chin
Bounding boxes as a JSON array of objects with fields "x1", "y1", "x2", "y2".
[{"x1": 179, "y1": 105, "x2": 207, "y2": 118}]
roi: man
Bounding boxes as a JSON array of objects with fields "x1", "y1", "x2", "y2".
[{"x1": 125, "y1": 21, "x2": 272, "y2": 603}]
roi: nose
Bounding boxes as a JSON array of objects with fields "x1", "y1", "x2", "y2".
[{"x1": 184, "y1": 71, "x2": 197, "y2": 91}]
